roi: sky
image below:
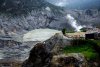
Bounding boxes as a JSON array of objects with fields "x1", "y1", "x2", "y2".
[{"x1": 46, "y1": 0, "x2": 100, "y2": 9}]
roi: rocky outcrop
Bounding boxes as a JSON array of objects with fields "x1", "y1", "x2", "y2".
[
  {"x1": 22, "y1": 43, "x2": 52, "y2": 67},
  {"x1": 51, "y1": 53, "x2": 86, "y2": 67},
  {"x1": 45, "y1": 33, "x2": 71, "y2": 54},
  {"x1": 22, "y1": 43, "x2": 87, "y2": 67}
]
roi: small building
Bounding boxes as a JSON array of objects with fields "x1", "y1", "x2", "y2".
[
  {"x1": 85, "y1": 28, "x2": 100, "y2": 40},
  {"x1": 85, "y1": 32, "x2": 100, "y2": 40}
]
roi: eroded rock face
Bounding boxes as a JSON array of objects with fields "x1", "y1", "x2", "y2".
[
  {"x1": 45, "y1": 33, "x2": 71, "y2": 54},
  {"x1": 51, "y1": 54, "x2": 86, "y2": 67},
  {"x1": 0, "y1": 0, "x2": 46, "y2": 13},
  {"x1": 22, "y1": 43, "x2": 52, "y2": 67},
  {"x1": 0, "y1": 0, "x2": 69, "y2": 35},
  {"x1": 22, "y1": 43, "x2": 86, "y2": 67}
]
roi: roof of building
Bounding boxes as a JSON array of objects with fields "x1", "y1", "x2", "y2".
[{"x1": 86, "y1": 28, "x2": 100, "y2": 34}]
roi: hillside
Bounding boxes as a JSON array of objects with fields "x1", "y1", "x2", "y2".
[
  {"x1": 0, "y1": 0, "x2": 100, "y2": 35},
  {"x1": 66, "y1": 9, "x2": 100, "y2": 27},
  {"x1": 0, "y1": 0, "x2": 73, "y2": 35}
]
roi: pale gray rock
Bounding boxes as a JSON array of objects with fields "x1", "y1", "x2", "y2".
[{"x1": 45, "y1": 33, "x2": 71, "y2": 54}]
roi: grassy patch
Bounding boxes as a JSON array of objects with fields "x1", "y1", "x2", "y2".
[
  {"x1": 63, "y1": 40, "x2": 99, "y2": 61},
  {"x1": 92, "y1": 40, "x2": 100, "y2": 47}
]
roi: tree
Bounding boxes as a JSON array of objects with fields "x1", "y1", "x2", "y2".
[{"x1": 62, "y1": 28, "x2": 66, "y2": 35}]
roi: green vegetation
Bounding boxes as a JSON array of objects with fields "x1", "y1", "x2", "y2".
[
  {"x1": 80, "y1": 27, "x2": 87, "y2": 32},
  {"x1": 62, "y1": 28, "x2": 75, "y2": 35},
  {"x1": 92, "y1": 40, "x2": 100, "y2": 47},
  {"x1": 63, "y1": 39, "x2": 99, "y2": 60}
]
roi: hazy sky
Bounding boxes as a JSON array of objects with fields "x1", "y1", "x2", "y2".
[{"x1": 46, "y1": 0, "x2": 100, "y2": 9}]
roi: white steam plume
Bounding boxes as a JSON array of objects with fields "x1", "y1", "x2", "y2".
[{"x1": 66, "y1": 14, "x2": 83, "y2": 31}]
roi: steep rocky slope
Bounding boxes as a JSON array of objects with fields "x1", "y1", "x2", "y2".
[
  {"x1": 0, "y1": 0, "x2": 71, "y2": 35},
  {"x1": 0, "y1": 0, "x2": 100, "y2": 35},
  {"x1": 66, "y1": 9, "x2": 100, "y2": 27}
]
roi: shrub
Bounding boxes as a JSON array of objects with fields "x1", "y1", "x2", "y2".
[{"x1": 62, "y1": 28, "x2": 66, "y2": 35}]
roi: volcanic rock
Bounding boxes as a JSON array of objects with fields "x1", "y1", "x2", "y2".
[
  {"x1": 45, "y1": 33, "x2": 71, "y2": 54},
  {"x1": 22, "y1": 43, "x2": 52, "y2": 67}
]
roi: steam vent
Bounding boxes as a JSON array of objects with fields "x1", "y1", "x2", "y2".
[{"x1": 0, "y1": 0, "x2": 100, "y2": 67}]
